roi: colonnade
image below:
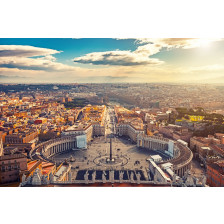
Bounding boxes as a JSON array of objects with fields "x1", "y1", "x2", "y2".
[
  {"x1": 137, "y1": 138, "x2": 168, "y2": 150},
  {"x1": 137, "y1": 136, "x2": 168, "y2": 151},
  {"x1": 137, "y1": 135, "x2": 193, "y2": 178},
  {"x1": 175, "y1": 163, "x2": 192, "y2": 177},
  {"x1": 41, "y1": 136, "x2": 77, "y2": 158}
]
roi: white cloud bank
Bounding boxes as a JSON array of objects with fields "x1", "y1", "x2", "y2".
[
  {"x1": 73, "y1": 38, "x2": 221, "y2": 66},
  {"x1": 0, "y1": 45, "x2": 75, "y2": 72},
  {"x1": 74, "y1": 50, "x2": 163, "y2": 66},
  {"x1": 0, "y1": 45, "x2": 60, "y2": 57}
]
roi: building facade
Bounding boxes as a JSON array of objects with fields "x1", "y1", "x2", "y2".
[
  {"x1": 206, "y1": 161, "x2": 224, "y2": 187},
  {"x1": 0, "y1": 153, "x2": 27, "y2": 184},
  {"x1": 5, "y1": 131, "x2": 38, "y2": 144},
  {"x1": 116, "y1": 123, "x2": 144, "y2": 143}
]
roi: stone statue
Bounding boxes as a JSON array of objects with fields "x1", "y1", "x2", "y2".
[
  {"x1": 177, "y1": 177, "x2": 183, "y2": 186},
  {"x1": 201, "y1": 175, "x2": 206, "y2": 186},
  {"x1": 68, "y1": 172, "x2": 72, "y2": 182},
  {"x1": 173, "y1": 173, "x2": 176, "y2": 183},
  {"x1": 130, "y1": 172, "x2": 134, "y2": 183},
  {"x1": 42, "y1": 175, "x2": 48, "y2": 185},
  {"x1": 184, "y1": 170, "x2": 191, "y2": 181},
  {"x1": 185, "y1": 173, "x2": 194, "y2": 187},
  {"x1": 136, "y1": 173, "x2": 141, "y2": 184},
  {"x1": 154, "y1": 171, "x2": 158, "y2": 183},
  {"x1": 119, "y1": 171, "x2": 124, "y2": 182},
  {"x1": 110, "y1": 170, "x2": 114, "y2": 183},
  {"x1": 195, "y1": 177, "x2": 200, "y2": 186},
  {"x1": 84, "y1": 171, "x2": 89, "y2": 184},
  {"x1": 49, "y1": 173, "x2": 54, "y2": 183},
  {"x1": 22, "y1": 173, "x2": 26, "y2": 183},
  {"x1": 32, "y1": 168, "x2": 42, "y2": 185},
  {"x1": 26, "y1": 176, "x2": 32, "y2": 185},
  {"x1": 102, "y1": 171, "x2": 107, "y2": 183},
  {"x1": 192, "y1": 176, "x2": 197, "y2": 186},
  {"x1": 180, "y1": 177, "x2": 185, "y2": 184},
  {"x1": 92, "y1": 171, "x2": 96, "y2": 182},
  {"x1": 147, "y1": 169, "x2": 152, "y2": 181}
]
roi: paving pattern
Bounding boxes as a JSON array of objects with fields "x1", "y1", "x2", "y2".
[{"x1": 51, "y1": 135, "x2": 170, "y2": 178}]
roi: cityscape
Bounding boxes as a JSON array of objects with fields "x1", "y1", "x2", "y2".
[{"x1": 0, "y1": 38, "x2": 224, "y2": 187}]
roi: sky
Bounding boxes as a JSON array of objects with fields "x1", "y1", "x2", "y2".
[{"x1": 0, "y1": 38, "x2": 224, "y2": 84}]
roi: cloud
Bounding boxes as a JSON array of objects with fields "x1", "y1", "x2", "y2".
[
  {"x1": 0, "y1": 74, "x2": 25, "y2": 80},
  {"x1": 1, "y1": 40, "x2": 224, "y2": 83},
  {"x1": 74, "y1": 38, "x2": 221, "y2": 67},
  {"x1": 0, "y1": 45, "x2": 60, "y2": 57},
  {"x1": 0, "y1": 56, "x2": 75, "y2": 71},
  {"x1": 0, "y1": 45, "x2": 76, "y2": 72},
  {"x1": 135, "y1": 38, "x2": 221, "y2": 49},
  {"x1": 73, "y1": 50, "x2": 163, "y2": 66}
]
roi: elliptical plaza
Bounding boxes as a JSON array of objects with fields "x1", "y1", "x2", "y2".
[{"x1": 24, "y1": 106, "x2": 205, "y2": 187}]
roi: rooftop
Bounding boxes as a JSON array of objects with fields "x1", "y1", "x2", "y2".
[
  {"x1": 208, "y1": 162, "x2": 224, "y2": 175},
  {"x1": 27, "y1": 160, "x2": 40, "y2": 171}
]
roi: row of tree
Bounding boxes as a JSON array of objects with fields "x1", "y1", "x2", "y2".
[
  {"x1": 63, "y1": 98, "x2": 90, "y2": 108},
  {"x1": 175, "y1": 107, "x2": 224, "y2": 122},
  {"x1": 193, "y1": 124, "x2": 224, "y2": 137}
]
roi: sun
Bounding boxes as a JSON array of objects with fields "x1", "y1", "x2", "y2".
[{"x1": 198, "y1": 38, "x2": 212, "y2": 47}]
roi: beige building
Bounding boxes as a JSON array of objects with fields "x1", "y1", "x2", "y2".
[
  {"x1": 116, "y1": 123, "x2": 144, "y2": 143},
  {"x1": 93, "y1": 124, "x2": 105, "y2": 136},
  {"x1": 190, "y1": 135, "x2": 220, "y2": 152},
  {"x1": 63, "y1": 122, "x2": 105, "y2": 142}
]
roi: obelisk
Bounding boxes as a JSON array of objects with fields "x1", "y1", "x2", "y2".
[{"x1": 110, "y1": 137, "x2": 112, "y2": 161}]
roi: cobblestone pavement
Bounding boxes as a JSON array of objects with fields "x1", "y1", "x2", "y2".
[{"x1": 51, "y1": 135, "x2": 169, "y2": 174}]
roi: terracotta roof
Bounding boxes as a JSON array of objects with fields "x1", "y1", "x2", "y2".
[
  {"x1": 27, "y1": 160, "x2": 41, "y2": 171},
  {"x1": 42, "y1": 165, "x2": 54, "y2": 175}
]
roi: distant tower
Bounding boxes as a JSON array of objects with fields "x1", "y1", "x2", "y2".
[{"x1": 0, "y1": 137, "x2": 3, "y2": 156}]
